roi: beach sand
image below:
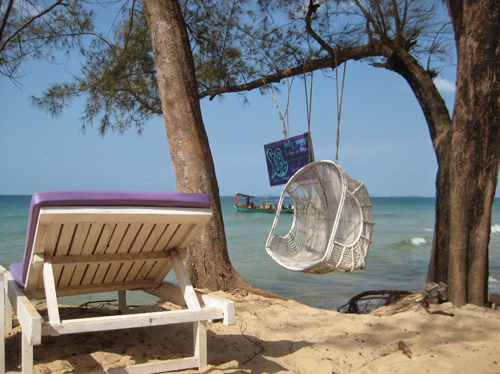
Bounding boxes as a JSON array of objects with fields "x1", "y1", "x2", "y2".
[{"x1": 4, "y1": 290, "x2": 500, "y2": 373}]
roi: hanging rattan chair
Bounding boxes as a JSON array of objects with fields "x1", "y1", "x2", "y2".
[{"x1": 265, "y1": 160, "x2": 374, "y2": 274}]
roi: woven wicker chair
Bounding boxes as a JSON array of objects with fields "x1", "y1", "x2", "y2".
[{"x1": 265, "y1": 160, "x2": 374, "y2": 274}]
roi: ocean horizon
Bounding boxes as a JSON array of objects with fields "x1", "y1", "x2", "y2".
[{"x1": 1, "y1": 195, "x2": 499, "y2": 310}]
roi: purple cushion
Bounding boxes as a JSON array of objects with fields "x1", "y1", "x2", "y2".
[{"x1": 10, "y1": 190, "x2": 211, "y2": 288}]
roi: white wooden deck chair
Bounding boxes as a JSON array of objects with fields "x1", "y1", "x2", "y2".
[{"x1": 0, "y1": 190, "x2": 235, "y2": 374}]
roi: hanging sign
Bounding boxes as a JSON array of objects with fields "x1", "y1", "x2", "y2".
[{"x1": 264, "y1": 132, "x2": 311, "y2": 186}]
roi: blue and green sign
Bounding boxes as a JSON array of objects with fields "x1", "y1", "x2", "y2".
[{"x1": 264, "y1": 132, "x2": 311, "y2": 186}]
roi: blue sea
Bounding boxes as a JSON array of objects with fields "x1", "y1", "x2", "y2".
[{"x1": 1, "y1": 195, "x2": 499, "y2": 310}]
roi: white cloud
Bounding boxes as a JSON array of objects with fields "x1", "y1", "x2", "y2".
[{"x1": 434, "y1": 77, "x2": 456, "y2": 93}]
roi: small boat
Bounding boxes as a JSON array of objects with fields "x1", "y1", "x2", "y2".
[{"x1": 233, "y1": 193, "x2": 294, "y2": 213}]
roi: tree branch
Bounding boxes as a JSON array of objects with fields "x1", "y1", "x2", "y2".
[
  {"x1": 119, "y1": 0, "x2": 137, "y2": 58},
  {"x1": 0, "y1": 0, "x2": 65, "y2": 52},
  {"x1": 199, "y1": 42, "x2": 390, "y2": 101},
  {"x1": 0, "y1": 0, "x2": 15, "y2": 44},
  {"x1": 384, "y1": 41, "x2": 451, "y2": 147},
  {"x1": 354, "y1": 0, "x2": 382, "y2": 37},
  {"x1": 305, "y1": 0, "x2": 335, "y2": 56}
]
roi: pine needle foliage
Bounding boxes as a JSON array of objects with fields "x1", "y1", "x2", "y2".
[
  {"x1": 30, "y1": 0, "x2": 452, "y2": 135},
  {"x1": 0, "y1": 0, "x2": 94, "y2": 83}
]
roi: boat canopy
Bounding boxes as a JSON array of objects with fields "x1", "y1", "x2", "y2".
[{"x1": 235, "y1": 193, "x2": 255, "y2": 198}]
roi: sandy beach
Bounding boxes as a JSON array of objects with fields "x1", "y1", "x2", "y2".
[{"x1": 4, "y1": 289, "x2": 500, "y2": 373}]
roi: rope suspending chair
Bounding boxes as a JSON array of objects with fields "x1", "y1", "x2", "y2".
[{"x1": 265, "y1": 160, "x2": 374, "y2": 274}]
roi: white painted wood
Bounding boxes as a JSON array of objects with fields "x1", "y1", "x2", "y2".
[
  {"x1": 24, "y1": 223, "x2": 48, "y2": 295},
  {"x1": 82, "y1": 223, "x2": 104, "y2": 256},
  {"x1": 143, "y1": 282, "x2": 186, "y2": 306},
  {"x1": 102, "y1": 223, "x2": 129, "y2": 285},
  {"x1": 37, "y1": 207, "x2": 212, "y2": 224},
  {"x1": 71, "y1": 222, "x2": 91, "y2": 255},
  {"x1": 165, "y1": 225, "x2": 192, "y2": 251},
  {"x1": 103, "y1": 356, "x2": 201, "y2": 373},
  {"x1": 41, "y1": 308, "x2": 223, "y2": 336},
  {"x1": 5, "y1": 275, "x2": 42, "y2": 346},
  {"x1": 53, "y1": 224, "x2": 77, "y2": 287},
  {"x1": 68, "y1": 222, "x2": 93, "y2": 285},
  {"x1": 176, "y1": 248, "x2": 188, "y2": 258},
  {"x1": 172, "y1": 253, "x2": 201, "y2": 311},
  {"x1": 95, "y1": 223, "x2": 115, "y2": 255},
  {"x1": 31, "y1": 223, "x2": 60, "y2": 294},
  {"x1": 194, "y1": 321, "x2": 207, "y2": 369},
  {"x1": 22, "y1": 332, "x2": 34, "y2": 374},
  {"x1": 142, "y1": 223, "x2": 168, "y2": 252},
  {"x1": 55, "y1": 223, "x2": 76, "y2": 256},
  {"x1": 91, "y1": 262, "x2": 111, "y2": 285},
  {"x1": 131, "y1": 259, "x2": 155, "y2": 282},
  {"x1": 41, "y1": 222, "x2": 60, "y2": 258},
  {"x1": 106, "y1": 223, "x2": 128, "y2": 255},
  {"x1": 57, "y1": 264, "x2": 77, "y2": 288},
  {"x1": 152, "y1": 224, "x2": 178, "y2": 251},
  {"x1": 75, "y1": 223, "x2": 104, "y2": 286},
  {"x1": 4, "y1": 300, "x2": 11, "y2": 333},
  {"x1": 150, "y1": 259, "x2": 173, "y2": 285},
  {"x1": 124, "y1": 260, "x2": 146, "y2": 284},
  {"x1": 130, "y1": 223, "x2": 155, "y2": 252},
  {"x1": 25, "y1": 254, "x2": 44, "y2": 297},
  {"x1": 3, "y1": 203, "x2": 239, "y2": 373},
  {"x1": 201, "y1": 294, "x2": 236, "y2": 326},
  {"x1": 46, "y1": 251, "x2": 172, "y2": 265},
  {"x1": 117, "y1": 223, "x2": 142, "y2": 254},
  {"x1": 113, "y1": 223, "x2": 142, "y2": 283},
  {"x1": 123, "y1": 224, "x2": 157, "y2": 283},
  {"x1": 42, "y1": 263, "x2": 60, "y2": 324},
  {"x1": 27, "y1": 280, "x2": 158, "y2": 299},
  {"x1": 2, "y1": 269, "x2": 12, "y2": 332},
  {"x1": 80, "y1": 263, "x2": 99, "y2": 286},
  {"x1": 144, "y1": 282, "x2": 236, "y2": 326},
  {"x1": 0, "y1": 267, "x2": 5, "y2": 374}
]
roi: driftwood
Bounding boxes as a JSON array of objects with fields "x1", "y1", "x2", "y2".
[
  {"x1": 78, "y1": 299, "x2": 118, "y2": 308},
  {"x1": 417, "y1": 297, "x2": 455, "y2": 317},
  {"x1": 338, "y1": 290, "x2": 414, "y2": 314},
  {"x1": 398, "y1": 340, "x2": 412, "y2": 359}
]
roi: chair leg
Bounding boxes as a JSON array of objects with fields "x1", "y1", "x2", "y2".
[
  {"x1": 2, "y1": 271, "x2": 12, "y2": 334},
  {"x1": 0, "y1": 270, "x2": 4, "y2": 374},
  {"x1": 118, "y1": 290, "x2": 127, "y2": 314},
  {"x1": 194, "y1": 321, "x2": 207, "y2": 370},
  {"x1": 21, "y1": 332, "x2": 34, "y2": 374},
  {"x1": 4, "y1": 297, "x2": 11, "y2": 333}
]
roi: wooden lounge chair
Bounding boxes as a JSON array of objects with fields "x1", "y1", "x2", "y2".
[{"x1": 0, "y1": 190, "x2": 235, "y2": 374}]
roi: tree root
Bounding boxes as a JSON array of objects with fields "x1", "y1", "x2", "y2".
[{"x1": 338, "y1": 290, "x2": 414, "y2": 314}]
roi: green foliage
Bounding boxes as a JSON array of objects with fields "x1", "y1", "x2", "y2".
[
  {"x1": 33, "y1": 7, "x2": 160, "y2": 134},
  {"x1": 30, "y1": 0, "x2": 452, "y2": 135},
  {"x1": 350, "y1": 1, "x2": 452, "y2": 63},
  {"x1": 0, "y1": 0, "x2": 94, "y2": 82},
  {"x1": 182, "y1": 0, "x2": 321, "y2": 94},
  {"x1": 187, "y1": 0, "x2": 256, "y2": 91}
]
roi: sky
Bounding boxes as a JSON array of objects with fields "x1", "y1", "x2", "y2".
[
  {"x1": 1, "y1": 3, "x2": 469, "y2": 199},
  {"x1": 0, "y1": 51, "x2": 459, "y2": 197}
]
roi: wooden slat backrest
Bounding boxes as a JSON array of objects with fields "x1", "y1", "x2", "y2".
[{"x1": 23, "y1": 206, "x2": 211, "y2": 298}]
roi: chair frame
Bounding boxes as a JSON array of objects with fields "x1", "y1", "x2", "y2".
[
  {"x1": 265, "y1": 160, "x2": 374, "y2": 274},
  {"x1": 1, "y1": 204, "x2": 235, "y2": 374}
]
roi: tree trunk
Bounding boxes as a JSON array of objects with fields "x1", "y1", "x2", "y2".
[
  {"x1": 140, "y1": 0, "x2": 500, "y2": 307},
  {"x1": 427, "y1": 0, "x2": 500, "y2": 306},
  {"x1": 382, "y1": 8, "x2": 499, "y2": 306},
  {"x1": 141, "y1": 0, "x2": 249, "y2": 291}
]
